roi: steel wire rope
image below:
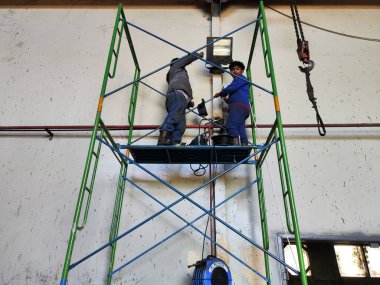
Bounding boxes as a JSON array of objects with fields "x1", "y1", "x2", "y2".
[{"x1": 265, "y1": 4, "x2": 380, "y2": 43}]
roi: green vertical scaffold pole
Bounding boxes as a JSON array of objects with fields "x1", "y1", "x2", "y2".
[
  {"x1": 105, "y1": 6, "x2": 141, "y2": 285},
  {"x1": 60, "y1": 4, "x2": 126, "y2": 285},
  {"x1": 258, "y1": 1, "x2": 308, "y2": 284},
  {"x1": 246, "y1": 7, "x2": 271, "y2": 282}
]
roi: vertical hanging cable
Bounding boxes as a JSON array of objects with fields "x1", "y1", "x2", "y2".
[{"x1": 290, "y1": 1, "x2": 326, "y2": 136}]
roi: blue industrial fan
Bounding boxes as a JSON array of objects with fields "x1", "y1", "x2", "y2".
[{"x1": 192, "y1": 256, "x2": 232, "y2": 285}]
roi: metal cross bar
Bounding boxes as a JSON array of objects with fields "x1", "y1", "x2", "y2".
[
  {"x1": 69, "y1": 137, "x2": 275, "y2": 270},
  {"x1": 104, "y1": 16, "x2": 273, "y2": 98},
  {"x1": 110, "y1": 139, "x2": 298, "y2": 273},
  {"x1": 257, "y1": 119, "x2": 278, "y2": 167},
  {"x1": 107, "y1": 139, "x2": 299, "y2": 272},
  {"x1": 104, "y1": 137, "x2": 296, "y2": 272},
  {"x1": 111, "y1": 177, "x2": 272, "y2": 283},
  {"x1": 121, "y1": 18, "x2": 272, "y2": 94}
]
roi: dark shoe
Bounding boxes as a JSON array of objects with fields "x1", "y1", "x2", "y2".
[
  {"x1": 232, "y1": 137, "x2": 240, "y2": 146},
  {"x1": 157, "y1": 130, "x2": 171, "y2": 145}
]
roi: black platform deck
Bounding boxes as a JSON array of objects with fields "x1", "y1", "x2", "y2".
[{"x1": 125, "y1": 145, "x2": 254, "y2": 164}]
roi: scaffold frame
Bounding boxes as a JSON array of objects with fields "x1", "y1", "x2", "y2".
[{"x1": 60, "y1": 2, "x2": 309, "y2": 285}]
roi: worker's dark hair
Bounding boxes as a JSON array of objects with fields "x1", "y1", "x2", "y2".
[
  {"x1": 229, "y1": 61, "x2": 245, "y2": 70},
  {"x1": 170, "y1": 58, "x2": 179, "y2": 67}
]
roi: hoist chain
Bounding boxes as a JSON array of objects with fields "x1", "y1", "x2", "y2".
[
  {"x1": 290, "y1": 1, "x2": 304, "y2": 42},
  {"x1": 290, "y1": 1, "x2": 309, "y2": 63}
]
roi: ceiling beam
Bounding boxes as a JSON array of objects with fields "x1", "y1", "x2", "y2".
[{"x1": 0, "y1": 0, "x2": 379, "y2": 7}]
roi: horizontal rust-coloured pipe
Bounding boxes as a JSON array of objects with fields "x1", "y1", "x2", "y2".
[{"x1": 1, "y1": 123, "x2": 380, "y2": 132}]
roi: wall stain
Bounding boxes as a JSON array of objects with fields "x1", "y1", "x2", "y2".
[{"x1": 16, "y1": 204, "x2": 22, "y2": 216}]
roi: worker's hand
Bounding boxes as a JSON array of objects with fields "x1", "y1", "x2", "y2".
[
  {"x1": 187, "y1": 100, "x2": 195, "y2": 108},
  {"x1": 223, "y1": 97, "x2": 229, "y2": 103},
  {"x1": 214, "y1": 92, "x2": 221, "y2": 98},
  {"x1": 198, "y1": 51, "x2": 204, "y2": 58}
]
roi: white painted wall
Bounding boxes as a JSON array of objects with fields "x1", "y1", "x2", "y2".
[{"x1": 0, "y1": 5, "x2": 379, "y2": 285}]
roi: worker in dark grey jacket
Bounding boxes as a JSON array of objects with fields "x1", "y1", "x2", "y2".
[{"x1": 157, "y1": 51, "x2": 204, "y2": 145}]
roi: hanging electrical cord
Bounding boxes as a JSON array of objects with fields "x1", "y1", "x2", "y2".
[
  {"x1": 201, "y1": 178, "x2": 216, "y2": 260},
  {"x1": 189, "y1": 118, "x2": 213, "y2": 176},
  {"x1": 201, "y1": 215, "x2": 211, "y2": 260},
  {"x1": 253, "y1": 125, "x2": 300, "y2": 272},
  {"x1": 264, "y1": 157, "x2": 300, "y2": 271},
  {"x1": 290, "y1": 1, "x2": 326, "y2": 136},
  {"x1": 190, "y1": 163, "x2": 208, "y2": 176},
  {"x1": 265, "y1": 4, "x2": 380, "y2": 43}
]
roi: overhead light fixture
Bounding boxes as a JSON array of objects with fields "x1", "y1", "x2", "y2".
[{"x1": 206, "y1": 37, "x2": 233, "y2": 74}]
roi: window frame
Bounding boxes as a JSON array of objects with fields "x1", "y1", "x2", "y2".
[{"x1": 277, "y1": 234, "x2": 380, "y2": 285}]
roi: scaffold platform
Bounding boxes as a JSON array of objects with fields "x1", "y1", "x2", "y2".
[{"x1": 123, "y1": 145, "x2": 255, "y2": 164}]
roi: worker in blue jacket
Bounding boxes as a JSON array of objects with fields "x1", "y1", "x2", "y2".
[{"x1": 214, "y1": 61, "x2": 250, "y2": 146}]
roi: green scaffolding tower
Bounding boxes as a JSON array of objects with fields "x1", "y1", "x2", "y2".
[{"x1": 60, "y1": 2, "x2": 309, "y2": 284}]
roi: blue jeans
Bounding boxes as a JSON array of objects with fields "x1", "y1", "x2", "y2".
[
  {"x1": 226, "y1": 104, "x2": 250, "y2": 144},
  {"x1": 161, "y1": 90, "x2": 188, "y2": 144}
]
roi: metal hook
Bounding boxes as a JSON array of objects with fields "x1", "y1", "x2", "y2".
[{"x1": 298, "y1": 59, "x2": 315, "y2": 73}]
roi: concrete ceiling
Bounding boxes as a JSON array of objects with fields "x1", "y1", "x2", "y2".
[{"x1": 0, "y1": 0, "x2": 378, "y2": 6}]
